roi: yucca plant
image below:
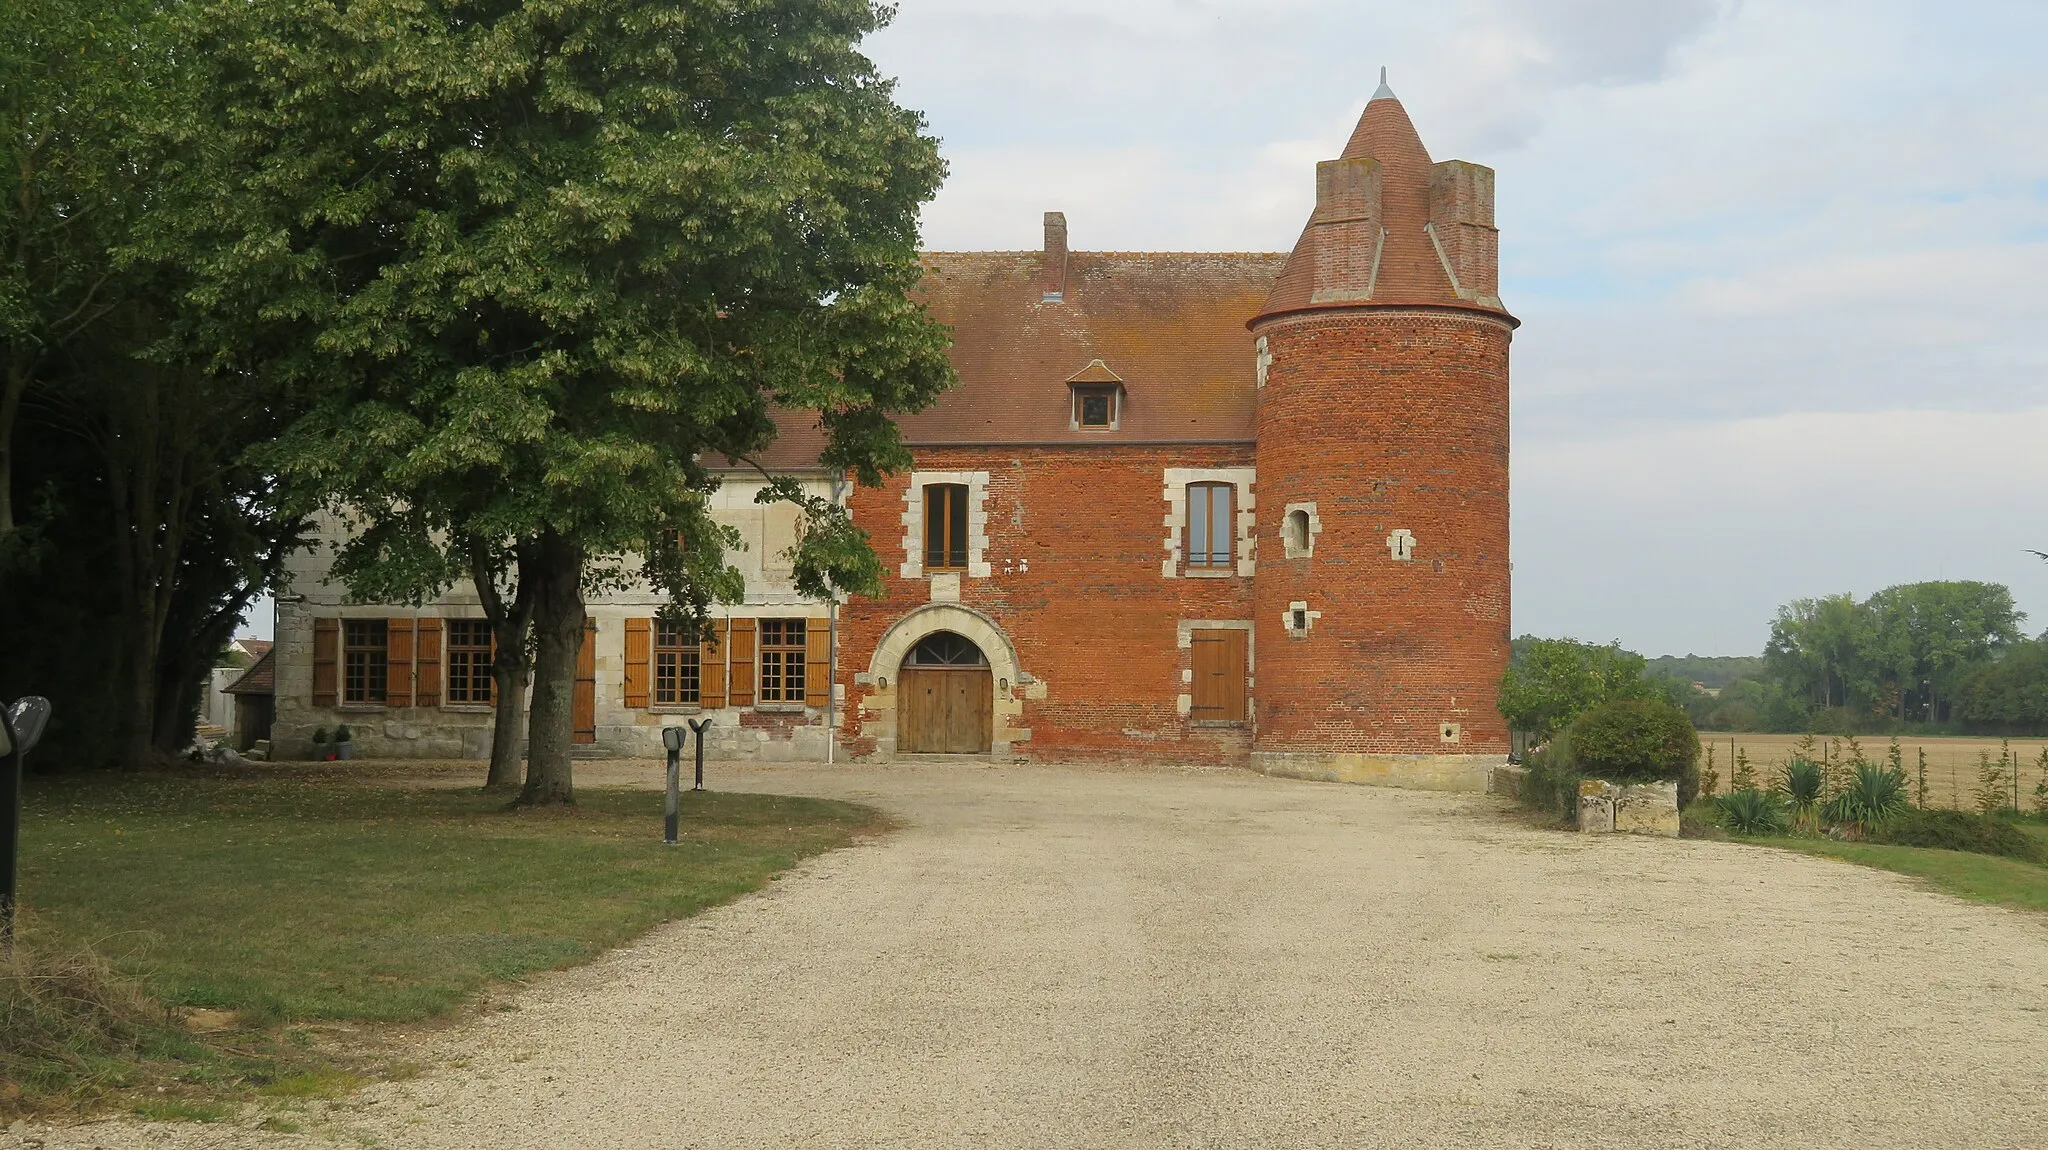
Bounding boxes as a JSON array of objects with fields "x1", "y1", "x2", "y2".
[
  {"x1": 1716, "y1": 787, "x2": 1788, "y2": 836},
  {"x1": 1777, "y1": 757, "x2": 1825, "y2": 832},
  {"x1": 1821, "y1": 762, "x2": 1911, "y2": 838}
]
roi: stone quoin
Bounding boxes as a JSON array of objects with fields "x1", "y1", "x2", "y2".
[{"x1": 268, "y1": 77, "x2": 1516, "y2": 791}]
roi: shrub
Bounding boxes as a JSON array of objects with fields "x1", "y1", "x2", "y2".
[
  {"x1": 311, "y1": 727, "x2": 329, "y2": 744},
  {"x1": 1870, "y1": 808, "x2": 2045, "y2": 863},
  {"x1": 1717, "y1": 787, "x2": 1789, "y2": 835},
  {"x1": 1517, "y1": 751, "x2": 1583, "y2": 826},
  {"x1": 1822, "y1": 762, "x2": 1911, "y2": 838},
  {"x1": 1777, "y1": 757, "x2": 1824, "y2": 831},
  {"x1": 1563, "y1": 698, "x2": 1700, "y2": 787},
  {"x1": 333, "y1": 725, "x2": 352, "y2": 744}
]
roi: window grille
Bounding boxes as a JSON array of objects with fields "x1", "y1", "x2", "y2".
[{"x1": 758, "y1": 619, "x2": 807, "y2": 704}]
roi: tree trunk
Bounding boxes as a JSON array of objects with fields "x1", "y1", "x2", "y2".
[
  {"x1": 0, "y1": 357, "x2": 28, "y2": 540},
  {"x1": 471, "y1": 539, "x2": 536, "y2": 790},
  {"x1": 520, "y1": 530, "x2": 583, "y2": 806}
]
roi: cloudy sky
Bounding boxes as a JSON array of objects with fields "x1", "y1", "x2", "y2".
[{"x1": 862, "y1": 0, "x2": 2048, "y2": 657}]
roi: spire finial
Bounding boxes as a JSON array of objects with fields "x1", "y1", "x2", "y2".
[{"x1": 1372, "y1": 66, "x2": 1396, "y2": 101}]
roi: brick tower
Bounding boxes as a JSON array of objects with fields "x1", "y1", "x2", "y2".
[{"x1": 1249, "y1": 72, "x2": 1516, "y2": 790}]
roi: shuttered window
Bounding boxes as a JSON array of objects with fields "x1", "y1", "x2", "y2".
[
  {"x1": 446, "y1": 620, "x2": 494, "y2": 704},
  {"x1": 758, "y1": 619, "x2": 807, "y2": 704},
  {"x1": 924, "y1": 484, "x2": 969, "y2": 571},
  {"x1": 343, "y1": 620, "x2": 389, "y2": 704},
  {"x1": 655, "y1": 620, "x2": 701, "y2": 705},
  {"x1": 1186, "y1": 483, "x2": 1235, "y2": 570}
]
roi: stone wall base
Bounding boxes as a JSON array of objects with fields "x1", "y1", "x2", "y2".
[{"x1": 1251, "y1": 751, "x2": 1506, "y2": 793}]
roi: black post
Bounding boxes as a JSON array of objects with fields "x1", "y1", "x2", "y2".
[
  {"x1": 1, "y1": 704, "x2": 19, "y2": 950},
  {"x1": 662, "y1": 726, "x2": 683, "y2": 845},
  {"x1": 689, "y1": 718, "x2": 713, "y2": 791}
]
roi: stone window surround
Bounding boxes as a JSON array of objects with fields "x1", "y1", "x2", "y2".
[
  {"x1": 1162, "y1": 467, "x2": 1255, "y2": 579},
  {"x1": 1175, "y1": 619, "x2": 1254, "y2": 719},
  {"x1": 1282, "y1": 501, "x2": 1321, "y2": 559},
  {"x1": 900, "y1": 471, "x2": 992, "y2": 580},
  {"x1": 1282, "y1": 600, "x2": 1322, "y2": 639}
]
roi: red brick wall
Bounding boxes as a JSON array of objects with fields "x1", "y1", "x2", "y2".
[
  {"x1": 838, "y1": 445, "x2": 1257, "y2": 764},
  {"x1": 1250, "y1": 307, "x2": 1512, "y2": 755}
]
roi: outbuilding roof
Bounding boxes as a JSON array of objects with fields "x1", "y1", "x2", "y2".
[{"x1": 224, "y1": 648, "x2": 274, "y2": 696}]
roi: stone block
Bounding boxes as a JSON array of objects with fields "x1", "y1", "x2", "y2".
[
  {"x1": 1614, "y1": 781, "x2": 1680, "y2": 837},
  {"x1": 1577, "y1": 779, "x2": 1618, "y2": 833},
  {"x1": 1487, "y1": 764, "x2": 1526, "y2": 797}
]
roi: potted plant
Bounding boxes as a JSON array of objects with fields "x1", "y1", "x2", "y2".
[
  {"x1": 311, "y1": 726, "x2": 331, "y2": 761},
  {"x1": 333, "y1": 724, "x2": 354, "y2": 761}
]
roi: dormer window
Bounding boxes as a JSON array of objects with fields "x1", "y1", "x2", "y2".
[
  {"x1": 1066, "y1": 358, "x2": 1124, "y2": 431},
  {"x1": 1073, "y1": 385, "x2": 1118, "y2": 429}
]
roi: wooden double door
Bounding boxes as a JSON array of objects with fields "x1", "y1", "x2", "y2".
[{"x1": 898, "y1": 666, "x2": 993, "y2": 754}]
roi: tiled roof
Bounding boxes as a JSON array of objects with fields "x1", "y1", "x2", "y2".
[
  {"x1": 224, "y1": 648, "x2": 274, "y2": 696},
  {"x1": 729, "y1": 248, "x2": 1287, "y2": 469},
  {"x1": 897, "y1": 250, "x2": 1286, "y2": 445}
]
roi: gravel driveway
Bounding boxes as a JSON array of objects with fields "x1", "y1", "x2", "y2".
[{"x1": 18, "y1": 760, "x2": 2048, "y2": 1148}]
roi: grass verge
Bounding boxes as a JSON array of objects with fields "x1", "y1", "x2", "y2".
[
  {"x1": 6, "y1": 766, "x2": 883, "y2": 1119},
  {"x1": 1734, "y1": 832, "x2": 2048, "y2": 914}
]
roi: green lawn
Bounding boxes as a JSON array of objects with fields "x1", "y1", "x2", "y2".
[
  {"x1": 1742, "y1": 822, "x2": 2048, "y2": 914},
  {"x1": 18, "y1": 768, "x2": 883, "y2": 1024}
]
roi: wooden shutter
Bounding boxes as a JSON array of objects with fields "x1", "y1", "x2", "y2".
[
  {"x1": 1190, "y1": 629, "x2": 1248, "y2": 723},
  {"x1": 728, "y1": 617, "x2": 756, "y2": 707},
  {"x1": 699, "y1": 619, "x2": 728, "y2": 709},
  {"x1": 573, "y1": 617, "x2": 597, "y2": 743},
  {"x1": 312, "y1": 618, "x2": 339, "y2": 707},
  {"x1": 415, "y1": 618, "x2": 443, "y2": 707},
  {"x1": 623, "y1": 617, "x2": 651, "y2": 709},
  {"x1": 805, "y1": 620, "x2": 831, "y2": 709},
  {"x1": 386, "y1": 617, "x2": 415, "y2": 707}
]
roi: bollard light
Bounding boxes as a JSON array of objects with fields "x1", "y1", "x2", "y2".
[
  {"x1": 2, "y1": 696, "x2": 53, "y2": 950},
  {"x1": 661, "y1": 726, "x2": 685, "y2": 845}
]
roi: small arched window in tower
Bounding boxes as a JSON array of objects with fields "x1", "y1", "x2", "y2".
[{"x1": 1283, "y1": 510, "x2": 1310, "y2": 557}]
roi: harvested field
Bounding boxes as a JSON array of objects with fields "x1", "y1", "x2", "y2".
[{"x1": 1699, "y1": 731, "x2": 2048, "y2": 809}]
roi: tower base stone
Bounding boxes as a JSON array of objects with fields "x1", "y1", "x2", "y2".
[{"x1": 1251, "y1": 751, "x2": 1505, "y2": 793}]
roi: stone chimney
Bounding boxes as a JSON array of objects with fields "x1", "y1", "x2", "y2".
[
  {"x1": 1428, "y1": 161, "x2": 1500, "y2": 308},
  {"x1": 1042, "y1": 211, "x2": 1068, "y2": 301}
]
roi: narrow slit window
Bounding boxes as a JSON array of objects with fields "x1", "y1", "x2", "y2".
[
  {"x1": 924, "y1": 483, "x2": 969, "y2": 571},
  {"x1": 1186, "y1": 483, "x2": 1235, "y2": 570},
  {"x1": 654, "y1": 619, "x2": 701, "y2": 705}
]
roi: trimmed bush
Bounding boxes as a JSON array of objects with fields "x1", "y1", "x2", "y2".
[
  {"x1": 1871, "y1": 808, "x2": 2045, "y2": 862},
  {"x1": 1563, "y1": 698, "x2": 1700, "y2": 788}
]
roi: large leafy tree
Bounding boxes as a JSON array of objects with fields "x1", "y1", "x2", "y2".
[
  {"x1": 1499, "y1": 637, "x2": 1674, "y2": 741},
  {"x1": 1762, "y1": 594, "x2": 1872, "y2": 711},
  {"x1": 1, "y1": 0, "x2": 310, "y2": 768},
  {"x1": 173, "y1": 0, "x2": 953, "y2": 803}
]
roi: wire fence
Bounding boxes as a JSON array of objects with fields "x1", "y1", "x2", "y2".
[{"x1": 1700, "y1": 733, "x2": 2048, "y2": 814}]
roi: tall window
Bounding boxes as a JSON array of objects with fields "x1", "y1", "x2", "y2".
[
  {"x1": 343, "y1": 619, "x2": 388, "y2": 704},
  {"x1": 654, "y1": 620, "x2": 701, "y2": 705},
  {"x1": 758, "y1": 619, "x2": 807, "y2": 704},
  {"x1": 447, "y1": 620, "x2": 494, "y2": 704},
  {"x1": 1186, "y1": 483, "x2": 1235, "y2": 570},
  {"x1": 924, "y1": 483, "x2": 969, "y2": 571}
]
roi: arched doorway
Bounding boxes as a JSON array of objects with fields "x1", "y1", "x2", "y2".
[{"x1": 897, "y1": 631, "x2": 992, "y2": 754}]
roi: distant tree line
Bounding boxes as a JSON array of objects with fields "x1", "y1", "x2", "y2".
[{"x1": 1507, "y1": 579, "x2": 2048, "y2": 738}]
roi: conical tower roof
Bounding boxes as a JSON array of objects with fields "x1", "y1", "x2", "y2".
[{"x1": 1256, "y1": 74, "x2": 1511, "y2": 323}]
